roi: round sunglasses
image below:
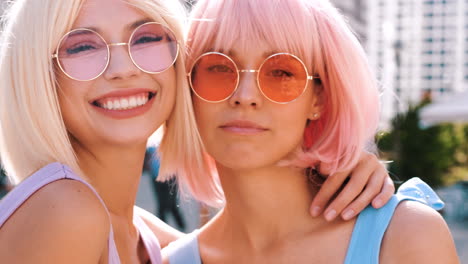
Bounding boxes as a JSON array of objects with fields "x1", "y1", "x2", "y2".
[
  {"x1": 188, "y1": 52, "x2": 320, "y2": 104},
  {"x1": 52, "y1": 22, "x2": 179, "y2": 81}
]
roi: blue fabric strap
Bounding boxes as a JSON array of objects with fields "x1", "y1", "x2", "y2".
[
  {"x1": 166, "y1": 231, "x2": 201, "y2": 264},
  {"x1": 344, "y1": 177, "x2": 444, "y2": 264}
]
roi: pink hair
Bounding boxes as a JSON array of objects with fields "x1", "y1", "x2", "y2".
[{"x1": 183, "y1": 0, "x2": 380, "y2": 205}]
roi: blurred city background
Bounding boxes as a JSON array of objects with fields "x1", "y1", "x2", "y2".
[{"x1": 0, "y1": 0, "x2": 467, "y2": 262}]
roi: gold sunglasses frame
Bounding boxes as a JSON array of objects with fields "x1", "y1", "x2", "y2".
[{"x1": 52, "y1": 22, "x2": 180, "y2": 81}]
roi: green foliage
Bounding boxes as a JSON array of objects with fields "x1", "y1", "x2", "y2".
[{"x1": 377, "y1": 103, "x2": 466, "y2": 188}]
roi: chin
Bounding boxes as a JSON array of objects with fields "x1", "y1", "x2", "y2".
[
  {"x1": 92, "y1": 126, "x2": 154, "y2": 148},
  {"x1": 214, "y1": 153, "x2": 273, "y2": 171},
  {"x1": 120, "y1": 130, "x2": 153, "y2": 143},
  {"x1": 211, "y1": 144, "x2": 291, "y2": 171}
]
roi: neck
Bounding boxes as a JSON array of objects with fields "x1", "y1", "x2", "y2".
[
  {"x1": 73, "y1": 140, "x2": 146, "y2": 223},
  {"x1": 214, "y1": 164, "x2": 326, "y2": 249}
]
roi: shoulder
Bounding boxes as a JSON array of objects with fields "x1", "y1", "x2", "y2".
[
  {"x1": 0, "y1": 179, "x2": 110, "y2": 263},
  {"x1": 380, "y1": 200, "x2": 459, "y2": 264},
  {"x1": 135, "y1": 206, "x2": 184, "y2": 248}
]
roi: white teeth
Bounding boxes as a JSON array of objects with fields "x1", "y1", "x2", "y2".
[
  {"x1": 121, "y1": 98, "x2": 129, "y2": 109},
  {"x1": 138, "y1": 96, "x2": 144, "y2": 105},
  {"x1": 99, "y1": 94, "x2": 150, "y2": 110},
  {"x1": 129, "y1": 97, "x2": 136, "y2": 107}
]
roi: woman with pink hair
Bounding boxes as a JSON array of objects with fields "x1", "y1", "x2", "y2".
[{"x1": 163, "y1": 0, "x2": 459, "y2": 263}]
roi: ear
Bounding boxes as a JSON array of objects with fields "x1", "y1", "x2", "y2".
[{"x1": 307, "y1": 82, "x2": 324, "y2": 121}]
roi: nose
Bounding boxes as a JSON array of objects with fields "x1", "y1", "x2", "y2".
[
  {"x1": 103, "y1": 44, "x2": 140, "y2": 80},
  {"x1": 228, "y1": 70, "x2": 263, "y2": 108}
]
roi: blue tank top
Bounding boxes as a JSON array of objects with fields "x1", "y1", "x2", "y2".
[{"x1": 164, "y1": 177, "x2": 444, "y2": 264}]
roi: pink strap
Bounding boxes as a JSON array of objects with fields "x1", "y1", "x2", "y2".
[{"x1": 134, "y1": 213, "x2": 162, "y2": 264}]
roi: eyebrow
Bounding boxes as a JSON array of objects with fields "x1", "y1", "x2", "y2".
[
  {"x1": 78, "y1": 18, "x2": 154, "y2": 33},
  {"x1": 127, "y1": 18, "x2": 153, "y2": 31}
]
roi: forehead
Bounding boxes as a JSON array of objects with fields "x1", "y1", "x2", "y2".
[{"x1": 73, "y1": 0, "x2": 147, "y2": 29}]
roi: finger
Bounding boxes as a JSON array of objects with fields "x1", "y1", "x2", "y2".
[
  {"x1": 340, "y1": 168, "x2": 385, "y2": 220},
  {"x1": 322, "y1": 158, "x2": 377, "y2": 221},
  {"x1": 372, "y1": 174, "x2": 395, "y2": 208},
  {"x1": 310, "y1": 170, "x2": 348, "y2": 217}
]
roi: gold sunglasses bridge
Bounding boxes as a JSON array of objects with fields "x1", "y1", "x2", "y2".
[{"x1": 108, "y1": 42, "x2": 128, "y2": 47}]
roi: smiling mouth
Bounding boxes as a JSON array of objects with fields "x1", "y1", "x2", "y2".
[{"x1": 92, "y1": 92, "x2": 156, "y2": 111}]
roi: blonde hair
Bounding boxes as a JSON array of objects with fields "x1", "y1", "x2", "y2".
[
  {"x1": 0, "y1": 0, "x2": 222, "y2": 207},
  {"x1": 0, "y1": 0, "x2": 84, "y2": 183}
]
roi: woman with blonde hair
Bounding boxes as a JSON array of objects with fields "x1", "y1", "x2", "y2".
[
  {"x1": 0, "y1": 0, "x2": 196, "y2": 262},
  {"x1": 163, "y1": 0, "x2": 459, "y2": 263},
  {"x1": 0, "y1": 0, "x2": 395, "y2": 263}
]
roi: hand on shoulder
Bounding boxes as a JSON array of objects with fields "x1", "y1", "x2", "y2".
[
  {"x1": 380, "y1": 200, "x2": 460, "y2": 264},
  {"x1": 0, "y1": 179, "x2": 110, "y2": 264}
]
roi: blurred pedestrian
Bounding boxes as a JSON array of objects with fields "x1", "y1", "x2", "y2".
[
  {"x1": 144, "y1": 146, "x2": 186, "y2": 230},
  {"x1": 0, "y1": 167, "x2": 12, "y2": 199}
]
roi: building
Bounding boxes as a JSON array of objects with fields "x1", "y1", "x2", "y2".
[
  {"x1": 337, "y1": 0, "x2": 468, "y2": 128},
  {"x1": 331, "y1": 0, "x2": 369, "y2": 46},
  {"x1": 1, "y1": 1, "x2": 8, "y2": 28},
  {"x1": 417, "y1": 0, "x2": 466, "y2": 98}
]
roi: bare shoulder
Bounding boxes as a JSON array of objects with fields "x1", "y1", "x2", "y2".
[
  {"x1": 135, "y1": 206, "x2": 184, "y2": 248},
  {"x1": 0, "y1": 179, "x2": 110, "y2": 264},
  {"x1": 380, "y1": 200, "x2": 460, "y2": 264}
]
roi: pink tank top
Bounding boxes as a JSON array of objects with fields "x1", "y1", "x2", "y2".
[{"x1": 0, "y1": 162, "x2": 162, "y2": 264}]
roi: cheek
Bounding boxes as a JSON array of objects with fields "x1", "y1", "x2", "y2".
[
  {"x1": 151, "y1": 67, "x2": 176, "y2": 85},
  {"x1": 152, "y1": 69, "x2": 177, "y2": 104},
  {"x1": 56, "y1": 78, "x2": 91, "y2": 136},
  {"x1": 280, "y1": 115, "x2": 308, "y2": 148},
  {"x1": 58, "y1": 80, "x2": 79, "y2": 116},
  {"x1": 277, "y1": 102, "x2": 313, "y2": 148}
]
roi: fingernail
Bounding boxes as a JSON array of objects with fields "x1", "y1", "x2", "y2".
[
  {"x1": 325, "y1": 209, "x2": 337, "y2": 221},
  {"x1": 373, "y1": 198, "x2": 382, "y2": 208},
  {"x1": 311, "y1": 206, "x2": 321, "y2": 217},
  {"x1": 342, "y1": 209, "x2": 355, "y2": 220}
]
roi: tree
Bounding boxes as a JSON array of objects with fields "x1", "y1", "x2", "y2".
[{"x1": 377, "y1": 103, "x2": 460, "y2": 187}]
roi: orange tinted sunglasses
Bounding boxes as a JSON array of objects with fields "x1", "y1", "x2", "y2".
[{"x1": 188, "y1": 52, "x2": 319, "y2": 104}]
